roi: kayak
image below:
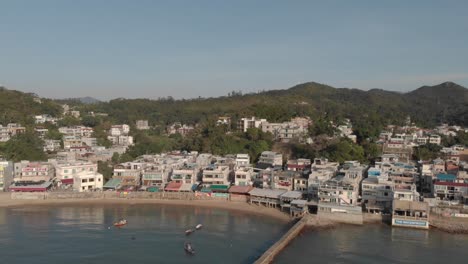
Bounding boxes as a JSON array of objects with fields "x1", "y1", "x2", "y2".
[{"x1": 114, "y1": 219, "x2": 128, "y2": 227}]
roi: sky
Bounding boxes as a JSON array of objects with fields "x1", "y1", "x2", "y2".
[{"x1": 1, "y1": 0, "x2": 468, "y2": 100}]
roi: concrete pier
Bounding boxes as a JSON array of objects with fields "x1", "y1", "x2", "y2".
[{"x1": 254, "y1": 216, "x2": 308, "y2": 264}]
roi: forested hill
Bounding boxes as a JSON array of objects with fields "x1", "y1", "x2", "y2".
[
  {"x1": 74, "y1": 81, "x2": 468, "y2": 130},
  {"x1": 1, "y1": 81, "x2": 467, "y2": 132},
  {"x1": 0, "y1": 87, "x2": 62, "y2": 125}
]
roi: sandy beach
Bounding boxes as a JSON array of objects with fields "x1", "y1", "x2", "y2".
[{"x1": 0, "y1": 193, "x2": 291, "y2": 222}]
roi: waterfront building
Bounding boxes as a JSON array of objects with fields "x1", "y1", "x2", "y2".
[
  {"x1": 171, "y1": 163, "x2": 199, "y2": 184},
  {"x1": 0, "y1": 160, "x2": 13, "y2": 191},
  {"x1": 202, "y1": 165, "x2": 230, "y2": 186},
  {"x1": 249, "y1": 188, "x2": 286, "y2": 208},
  {"x1": 112, "y1": 162, "x2": 146, "y2": 188},
  {"x1": 234, "y1": 166, "x2": 254, "y2": 186},
  {"x1": 13, "y1": 161, "x2": 55, "y2": 184},
  {"x1": 54, "y1": 161, "x2": 98, "y2": 187},
  {"x1": 72, "y1": 171, "x2": 103, "y2": 192},
  {"x1": 392, "y1": 200, "x2": 429, "y2": 229},
  {"x1": 142, "y1": 166, "x2": 168, "y2": 187}
]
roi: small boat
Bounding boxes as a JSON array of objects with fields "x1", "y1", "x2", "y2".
[
  {"x1": 195, "y1": 224, "x2": 203, "y2": 230},
  {"x1": 113, "y1": 219, "x2": 128, "y2": 227},
  {"x1": 185, "y1": 229, "x2": 194, "y2": 235},
  {"x1": 184, "y1": 242, "x2": 195, "y2": 254}
]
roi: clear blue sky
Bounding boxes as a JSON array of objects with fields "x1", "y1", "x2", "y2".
[{"x1": 1, "y1": 0, "x2": 467, "y2": 100}]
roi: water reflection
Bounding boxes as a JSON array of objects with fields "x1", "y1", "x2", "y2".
[{"x1": 0, "y1": 205, "x2": 287, "y2": 264}]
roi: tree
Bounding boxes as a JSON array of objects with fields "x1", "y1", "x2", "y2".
[
  {"x1": 309, "y1": 118, "x2": 336, "y2": 137},
  {"x1": 320, "y1": 138, "x2": 365, "y2": 163},
  {"x1": 2, "y1": 133, "x2": 46, "y2": 162},
  {"x1": 98, "y1": 161, "x2": 113, "y2": 181},
  {"x1": 81, "y1": 115, "x2": 100, "y2": 127},
  {"x1": 45, "y1": 128, "x2": 63, "y2": 140},
  {"x1": 413, "y1": 144, "x2": 443, "y2": 161}
]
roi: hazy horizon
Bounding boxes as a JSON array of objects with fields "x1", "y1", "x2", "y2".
[{"x1": 1, "y1": 0, "x2": 468, "y2": 100}]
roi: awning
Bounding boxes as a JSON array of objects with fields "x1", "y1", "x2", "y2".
[
  {"x1": 61, "y1": 178, "x2": 74, "y2": 184},
  {"x1": 165, "y1": 182, "x2": 182, "y2": 191},
  {"x1": 103, "y1": 178, "x2": 122, "y2": 189},
  {"x1": 9, "y1": 181, "x2": 52, "y2": 192},
  {"x1": 147, "y1": 186, "x2": 159, "y2": 192},
  {"x1": 210, "y1": 185, "x2": 229, "y2": 192}
]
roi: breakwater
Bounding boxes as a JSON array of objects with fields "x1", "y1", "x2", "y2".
[{"x1": 254, "y1": 216, "x2": 308, "y2": 264}]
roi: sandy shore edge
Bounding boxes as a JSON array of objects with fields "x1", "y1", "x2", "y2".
[{"x1": 0, "y1": 194, "x2": 291, "y2": 222}]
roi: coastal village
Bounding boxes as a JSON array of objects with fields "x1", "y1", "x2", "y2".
[{"x1": 1, "y1": 105, "x2": 468, "y2": 233}]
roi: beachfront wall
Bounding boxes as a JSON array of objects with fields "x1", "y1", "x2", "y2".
[
  {"x1": 317, "y1": 204, "x2": 363, "y2": 225},
  {"x1": 10, "y1": 191, "x2": 232, "y2": 201}
]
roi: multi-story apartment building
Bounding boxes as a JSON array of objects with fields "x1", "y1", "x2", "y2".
[
  {"x1": 113, "y1": 162, "x2": 146, "y2": 187},
  {"x1": 202, "y1": 165, "x2": 230, "y2": 186},
  {"x1": 171, "y1": 163, "x2": 200, "y2": 184},
  {"x1": 44, "y1": 139, "x2": 62, "y2": 152},
  {"x1": 0, "y1": 160, "x2": 13, "y2": 191},
  {"x1": 257, "y1": 151, "x2": 283, "y2": 168},
  {"x1": 237, "y1": 117, "x2": 267, "y2": 132},
  {"x1": 235, "y1": 154, "x2": 250, "y2": 168},
  {"x1": 234, "y1": 167, "x2": 254, "y2": 186},
  {"x1": 14, "y1": 161, "x2": 55, "y2": 183},
  {"x1": 109, "y1": 124, "x2": 130, "y2": 136},
  {"x1": 54, "y1": 161, "x2": 98, "y2": 186},
  {"x1": 286, "y1": 159, "x2": 311, "y2": 172},
  {"x1": 63, "y1": 135, "x2": 83, "y2": 149},
  {"x1": 59, "y1": 126, "x2": 93, "y2": 138},
  {"x1": 72, "y1": 171, "x2": 103, "y2": 192}
]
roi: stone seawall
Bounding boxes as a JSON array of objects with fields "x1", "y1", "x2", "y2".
[
  {"x1": 254, "y1": 217, "x2": 308, "y2": 264},
  {"x1": 10, "y1": 191, "x2": 232, "y2": 201}
]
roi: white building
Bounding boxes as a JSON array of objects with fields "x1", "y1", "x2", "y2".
[
  {"x1": 54, "y1": 161, "x2": 98, "y2": 186},
  {"x1": 109, "y1": 124, "x2": 130, "y2": 136},
  {"x1": 0, "y1": 125, "x2": 10, "y2": 142},
  {"x1": 202, "y1": 165, "x2": 230, "y2": 185},
  {"x1": 257, "y1": 151, "x2": 283, "y2": 168},
  {"x1": 234, "y1": 167, "x2": 254, "y2": 186},
  {"x1": 429, "y1": 135, "x2": 441, "y2": 145},
  {"x1": 73, "y1": 171, "x2": 103, "y2": 192},
  {"x1": 171, "y1": 164, "x2": 199, "y2": 184},
  {"x1": 0, "y1": 160, "x2": 14, "y2": 191},
  {"x1": 235, "y1": 154, "x2": 250, "y2": 168},
  {"x1": 13, "y1": 161, "x2": 55, "y2": 183},
  {"x1": 136, "y1": 120, "x2": 150, "y2": 130},
  {"x1": 237, "y1": 117, "x2": 267, "y2": 132},
  {"x1": 44, "y1": 139, "x2": 61, "y2": 152}
]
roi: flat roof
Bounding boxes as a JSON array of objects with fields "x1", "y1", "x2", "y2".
[
  {"x1": 228, "y1": 185, "x2": 253, "y2": 194},
  {"x1": 249, "y1": 188, "x2": 286, "y2": 199},
  {"x1": 280, "y1": 191, "x2": 303, "y2": 199}
]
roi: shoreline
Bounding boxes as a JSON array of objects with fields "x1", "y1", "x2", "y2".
[{"x1": 0, "y1": 193, "x2": 291, "y2": 222}]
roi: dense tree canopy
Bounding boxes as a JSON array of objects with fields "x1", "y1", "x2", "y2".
[{"x1": 0, "y1": 133, "x2": 46, "y2": 162}]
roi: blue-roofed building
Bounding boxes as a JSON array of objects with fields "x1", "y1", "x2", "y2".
[{"x1": 436, "y1": 173, "x2": 457, "y2": 182}]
